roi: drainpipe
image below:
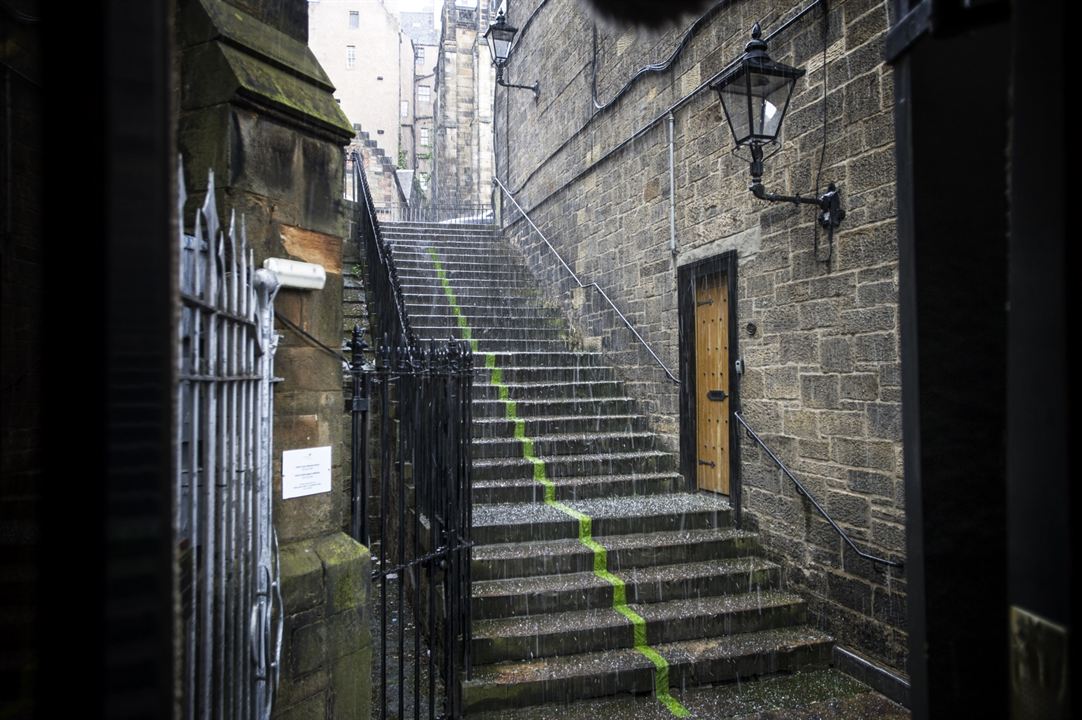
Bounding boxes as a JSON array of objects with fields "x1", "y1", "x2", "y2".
[{"x1": 667, "y1": 111, "x2": 677, "y2": 256}]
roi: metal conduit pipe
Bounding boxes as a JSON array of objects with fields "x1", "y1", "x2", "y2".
[{"x1": 668, "y1": 111, "x2": 677, "y2": 256}]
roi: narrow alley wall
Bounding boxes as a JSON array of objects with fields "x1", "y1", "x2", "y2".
[{"x1": 494, "y1": 0, "x2": 906, "y2": 676}]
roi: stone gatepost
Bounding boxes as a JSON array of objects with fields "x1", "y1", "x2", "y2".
[{"x1": 177, "y1": 1, "x2": 370, "y2": 717}]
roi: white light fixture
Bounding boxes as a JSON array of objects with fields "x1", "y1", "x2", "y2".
[{"x1": 262, "y1": 258, "x2": 327, "y2": 290}]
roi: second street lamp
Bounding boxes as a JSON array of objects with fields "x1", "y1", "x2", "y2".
[{"x1": 484, "y1": 11, "x2": 540, "y2": 100}]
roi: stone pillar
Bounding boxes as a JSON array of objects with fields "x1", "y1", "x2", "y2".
[{"x1": 177, "y1": 1, "x2": 369, "y2": 717}]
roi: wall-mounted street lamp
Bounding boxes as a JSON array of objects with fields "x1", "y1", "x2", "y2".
[
  {"x1": 711, "y1": 22, "x2": 844, "y2": 241},
  {"x1": 485, "y1": 11, "x2": 540, "y2": 100}
]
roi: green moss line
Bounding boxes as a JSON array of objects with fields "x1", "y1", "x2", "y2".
[{"x1": 425, "y1": 247, "x2": 690, "y2": 718}]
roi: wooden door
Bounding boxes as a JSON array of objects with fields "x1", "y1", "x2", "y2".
[{"x1": 695, "y1": 271, "x2": 730, "y2": 494}]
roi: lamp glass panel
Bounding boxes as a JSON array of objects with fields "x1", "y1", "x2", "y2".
[
  {"x1": 717, "y1": 68, "x2": 752, "y2": 144},
  {"x1": 486, "y1": 27, "x2": 515, "y2": 64},
  {"x1": 748, "y1": 71, "x2": 796, "y2": 141}
]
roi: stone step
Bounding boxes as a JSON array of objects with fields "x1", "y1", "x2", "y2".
[
  {"x1": 477, "y1": 365, "x2": 616, "y2": 384},
  {"x1": 381, "y1": 222, "x2": 495, "y2": 233},
  {"x1": 389, "y1": 240, "x2": 500, "y2": 253},
  {"x1": 467, "y1": 338, "x2": 580, "y2": 352},
  {"x1": 398, "y1": 281, "x2": 540, "y2": 294},
  {"x1": 472, "y1": 471, "x2": 686, "y2": 504},
  {"x1": 471, "y1": 380, "x2": 625, "y2": 402},
  {"x1": 472, "y1": 554, "x2": 773, "y2": 619},
  {"x1": 408, "y1": 312, "x2": 563, "y2": 329},
  {"x1": 461, "y1": 626, "x2": 833, "y2": 713},
  {"x1": 473, "y1": 448, "x2": 676, "y2": 483},
  {"x1": 394, "y1": 261, "x2": 528, "y2": 277},
  {"x1": 466, "y1": 669, "x2": 907, "y2": 720},
  {"x1": 403, "y1": 295, "x2": 549, "y2": 313},
  {"x1": 413, "y1": 325, "x2": 567, "y2": 343},
  {"x1": 396, "y1": 269, "x2": 535, "y2": 286},
  {"x1": 471, "y1": 431, "x2": 660, "y2": 460},
  {"x1": 471, "y1": 527, "x2": 757, "y2": 581},
  {"x1": 473, "y1": 413, "x2": 650, "y2": 439},
  {"x1": 475, "y1": 350, "x2": 606, "y2": 368},
  {"x1": 472, "y1": 396, "x2": 636, "y2": 419},
  {"x1": 471, "y1": 493, "x2": 730, "y2": 545},
  {"x1": 392, "y1": 254, "x2": 521, "y2": 271},
  {"x1": 472, "y1": 471, "x2": 685, "y2": 504},
  {"x1": 472, "y1": 591, "x2": 808, "y2": 665}
]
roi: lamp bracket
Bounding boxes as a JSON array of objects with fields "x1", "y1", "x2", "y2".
[{"x1": 496, "y1": 67, "x2": 540, "y2": 99}]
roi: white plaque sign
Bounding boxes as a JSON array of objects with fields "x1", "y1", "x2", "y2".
[{"x1": 282, "y1": 446, "x2": 332, "y2": 499}]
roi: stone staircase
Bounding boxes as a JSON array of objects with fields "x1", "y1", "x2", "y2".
[{"x1": 381, "y1": 221, "x2": 834, "y2": 716}]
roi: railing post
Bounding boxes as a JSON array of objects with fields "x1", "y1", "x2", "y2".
[{"x1": 349, "y1": 324, "x2": 371, "y2": 547}]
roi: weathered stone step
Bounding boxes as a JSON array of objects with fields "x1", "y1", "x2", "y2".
[
  {"x1": 465, "y1": 338, "x2": 579, "y2": 352},
  {"x1": 471, "y1": 527, "x2": 757, "y2": 581},
  {"x1": 472, "y1": 554, "x2": 773, "y2": 619},
  {"x1": 471, "y1": 492, "x2": 730, "y2": 545},
  {"x1": 473, "y1": 413, "x2": 650, "y2": 439},
  {"x1": 473, "y1": 449, "x2": 675, "y2": 483},
  {"x1": 472, "y1": 471, "x2": 684, "y2": 504},
  {"x1": 403, "y1": 296, "x2": 549, "y2": 314},
  {"x1": 462, "y1": 626, "x2": 834, "y2": 713},
  {"x1": 472, "y1": 396, "x2": 636, "y2": 419},
  {"x1": 472, "y1": 471, "x2": 685, "y2": 504},
  {"x1": 466, "y1": 669, "x2": 908, "y2": 720},
  {"x1": 476, "y1": 351, "x2": 606, "y2": 368},
  {"x1": 398, "y1": 281, "x2": 541, "y2": 295},
  {"x1": 472, "y1": 591, "x2": 808, "y2": 665},
  {"x1": 471, "y1": 431, "x2": 659, "y2": 460},
  {"x1": 406, "y1": 309, "x2": 558, "y2": 324},
  {"x1": 393, "y1": 254, "x2": 521, "y2": 271},
  {"x1": 396, "y1": 269, "x2": 533, "y2": 285},
  {"x1": 389, "y1": 240, "x2": 500, "y2": 253},
  {"x1": 381, "y1": 222, "x2": 495, "y2": 233},
  {"x1": 477, "y1": 365, "x2": 616, "y2": 384},
  {"x1": 472, "y1": 380, "x2": 624, "y2": 403},
  {"x1": 414, "y1": 325, "x2": 567, "y2": 343}
]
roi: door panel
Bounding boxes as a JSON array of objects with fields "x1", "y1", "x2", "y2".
[{"x1": 695, "y1": 271, "x2": 730, "y2": 494}]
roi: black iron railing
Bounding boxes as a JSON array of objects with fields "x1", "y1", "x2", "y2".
[
  {"x1": 346, "y1": 153, "x2": 474, "y2": 719},
  {"x1": 376, "y1": 202, "x2": 495, "y2": 225},
  {"x1": 349, "y1": 151, "x2": 414, "y2": 348},
  {"x1": 734, "y1": 411, "x2": 904, "y2": 569}
]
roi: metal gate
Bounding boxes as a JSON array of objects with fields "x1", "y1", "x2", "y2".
[{"x1": 176, "y1": 160, "x2": 283, "y2": 720}]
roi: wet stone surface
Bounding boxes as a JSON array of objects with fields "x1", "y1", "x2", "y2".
[
  {"x1": 468, "y1": 669, "x2": 910, "y2": 719},
  {"x1": 369, "y1": 574, "x2": 445, "y2": 720}
]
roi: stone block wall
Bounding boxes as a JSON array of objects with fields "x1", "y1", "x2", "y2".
[
  {"x1": 496, "y1": 0, "x2": 906, "y2": 673},
  {"x1": 276, "y1": 534, "x2": 372, "y2": 719},
  {"x1": 178, "y1": 2, "x2": 373, "y2": 716}
]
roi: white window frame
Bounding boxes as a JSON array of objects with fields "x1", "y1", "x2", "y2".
[{"x1": 346, "y1": 45, "x2": 356, "y2": 69}]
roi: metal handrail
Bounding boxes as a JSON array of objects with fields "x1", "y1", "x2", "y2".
[
  {"x1": 734, "y1": 411, "x2": 904, "y2": 569},
  {"x1": 349, "y1": 151, "x2": 414, "y2": 346},
  {"x1": 493, "y1": 176, "x2": 679, "y2": 384}
]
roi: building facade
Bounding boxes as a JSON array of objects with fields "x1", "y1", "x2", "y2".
[
  {"x1": 401, "y1": 9, "x2": 440, "y2": 195},
  {"x1": 493, "y1": 0, "x2": 907, "y2": 677},
  {"x1": 308, "y1": 0, "x2": 404, "y2": 160},
  {"x1": 431, "y1": 0, "x2": 495, "y2": 208}
]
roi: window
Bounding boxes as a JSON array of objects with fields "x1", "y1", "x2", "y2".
[
  {"x1": 346, "y1": 45, "x2": 356, "y2": 69},
  {"x1": 415, "y1": 46, "x2": 425, "y2": 66},
  {"x1": 417, "y1": 85, "x2": 430, "y2": 103},
  {"x1": 420, "y1": 127, "x2": 430, "y2": 146},
  {"x1": 401, "y1": 101, "x2": 409, "y2": 118},
  {"x1": 348, "y1": 10, "x2": 359, "y2": 28}
]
